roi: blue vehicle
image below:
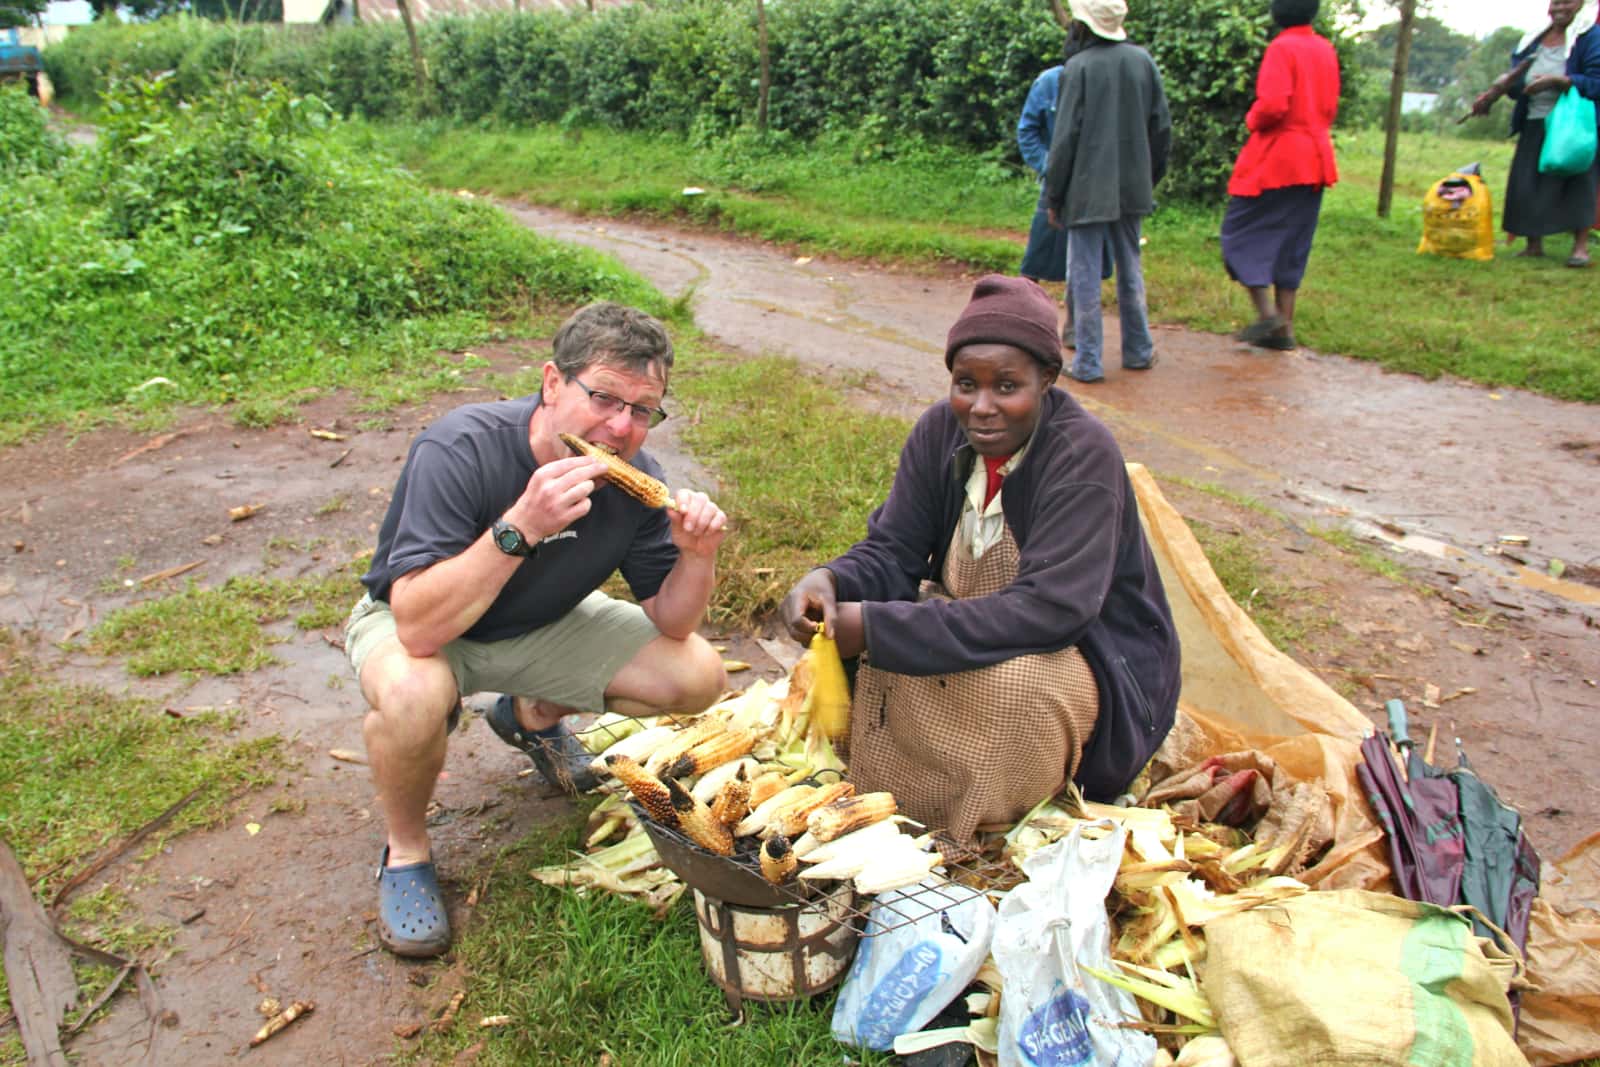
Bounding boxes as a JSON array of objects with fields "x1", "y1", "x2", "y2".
[{"x1": 0, "y1": 27, "x2": 43, "y2": 96}]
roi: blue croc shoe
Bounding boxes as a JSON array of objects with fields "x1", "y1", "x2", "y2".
[
  {"x1": 486, "y1": 693, "x2": 601, "y2": 795},
  {"x1": 376, "y1": 846, "x2": 450, "y2": 958}
]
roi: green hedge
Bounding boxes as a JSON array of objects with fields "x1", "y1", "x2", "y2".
[
  {"x1": 2, "y1": 77, "x2": 660, "y2": 435},
  {"x1": 45, "y1": 0, "x2": 1356, "y2": 204}
]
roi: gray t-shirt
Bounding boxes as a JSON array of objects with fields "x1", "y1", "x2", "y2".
[
  {"x1": 1528, "y1": 44, "x2": 1568, "y2": 121},
  {"x1": 360, "y1": 394, "x2": 677, "y2": 643}
]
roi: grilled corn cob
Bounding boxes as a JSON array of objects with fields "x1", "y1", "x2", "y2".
[
  {"x1": 777, "y1": 780, "x2": 856, "y2": 839},
  {"x1": 665, "y1": 777, "x2": 734, "y2": 855},
  {"x1": 589, "y1": 724, "x2": 678, "y2": 777},
  {"x1": 605, "y1": 754, "x2": 678, "y2": 828},
  {"x1": 793, "y1": 814, "x2": 905, "y2": 863},
  {"x1": 644, "y1": 716, "x2": 726, "y2": 777},
  {"x1": 735, "y1": 783, "x2": 815, "y2": 838},
  {"x1": 746, "y1": 770, "x2": 790, "y2": 810},
  {"x1": 805, "y1": 792, "x2": 898, "y2": 843},
  {"x1": 558, "y1": 433, "x2": 678, "y2": 511},
  {"x1": 709, "y1": 766, "x2": 752, "y2": 827},
  {"x1": 691, "y1": 756, "x2": 760, "y2": 805},
  {"x1": 666, "y1": 727, "x2": 756, "y2": 780},
  {"x1": 760, "y1": 834, "x2": 799, "y2": 885}
]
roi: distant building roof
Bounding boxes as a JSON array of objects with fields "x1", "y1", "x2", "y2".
[
  {"x1": 284, "y1": 0, "x2": 627, "y2": 23},
  {"x1": 41, "y1": 0, "x2": 94, "y2": 25},
  {"x1": 1401, "y1": 91, "x2": 1440, "y2": 114}
]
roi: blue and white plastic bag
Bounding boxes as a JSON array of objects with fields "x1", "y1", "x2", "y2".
[
  {"x1": 992, "y1": 821, "x2": 1156, "y2": 1067},
  {"x1": 831, "y1": 879, "x2": 997, "y2": 1050}
]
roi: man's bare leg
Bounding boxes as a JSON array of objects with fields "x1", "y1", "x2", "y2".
[{"x1": 360, "y1": 638, "x2": 459, "y2": 867}]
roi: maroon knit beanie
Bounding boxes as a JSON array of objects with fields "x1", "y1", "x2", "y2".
[{"x1": 944, "y1": 274, "x2": 1063, "y2": 377}]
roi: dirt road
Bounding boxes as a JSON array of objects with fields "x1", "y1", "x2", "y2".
[
  {"x1": 504, "y1": 203, "x2": 1600, "y2": 615},
  {"x1": 0, "y1": 204, "x2": 1595, "y2": 1065}
]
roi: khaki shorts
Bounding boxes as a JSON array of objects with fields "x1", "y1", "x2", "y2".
[{"x1": 344, "y1": 591, "x2": 660, "y2": 713}]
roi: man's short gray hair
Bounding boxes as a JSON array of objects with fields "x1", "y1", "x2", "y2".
[{"x1": 551, "y1": 302, "x2": 674, "y2": 381}]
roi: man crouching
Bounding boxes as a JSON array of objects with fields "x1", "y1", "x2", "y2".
[{"x1": 345, "y1": 302, "x2": 728, "y2": 957}]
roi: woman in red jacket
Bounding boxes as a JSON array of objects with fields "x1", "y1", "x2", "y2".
[{"x1": 1221, "y1": 0, "x2": 1340, "y2": 351}]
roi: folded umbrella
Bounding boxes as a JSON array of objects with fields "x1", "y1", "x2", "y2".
[{"x1": 1357, "y1": 701, "x2": 1465, "y2": 906}]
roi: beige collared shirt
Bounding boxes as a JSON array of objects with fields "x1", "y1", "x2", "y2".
[{"x1": 958, "y1": 438, "x2": 1032, "y2": 559}]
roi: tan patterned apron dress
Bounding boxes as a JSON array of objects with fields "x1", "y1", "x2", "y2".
[{"x1": 847, "y1": 524, "x2": 1101, "y2": 847}]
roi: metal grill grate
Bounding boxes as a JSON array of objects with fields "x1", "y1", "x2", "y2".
[{"x1": 638, "y1": 808, "x2": 1017, "y2": 936}]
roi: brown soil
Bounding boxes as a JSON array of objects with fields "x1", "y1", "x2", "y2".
[{"x1": 1, "y1": 206, "x2": 1595, "y2": 1065}]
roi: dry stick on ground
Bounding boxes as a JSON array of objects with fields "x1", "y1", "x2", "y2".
[
  {"x1": 1, "y1": 840, "x2": 164, "y2": 1064},
  {"x1": 137, "y1": 560, "x2": 204, "y2": 586},
  {"x1": 50, "y1": 787, "x2": 203, "y2": 910},
  {"x1": 1, "y1": 839, "x2": 75, "y2": 1066}
]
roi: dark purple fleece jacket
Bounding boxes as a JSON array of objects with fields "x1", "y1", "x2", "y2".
[{"x1": 826, "y1": 386, "x2": 1180, "y2": 800}]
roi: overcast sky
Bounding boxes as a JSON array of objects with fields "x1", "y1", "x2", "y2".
[{"x1": 1357, "y1": 0, "x2": 1571, "y2": 38}]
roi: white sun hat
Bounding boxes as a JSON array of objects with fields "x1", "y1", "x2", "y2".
[{"x1": 1070, "y1": 0, "x2": 1129, "y2": 41}]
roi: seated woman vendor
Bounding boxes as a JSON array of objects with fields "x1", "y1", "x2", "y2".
[{"x1": 779, "y1": 274, "x2": 1180, "y2": 847}]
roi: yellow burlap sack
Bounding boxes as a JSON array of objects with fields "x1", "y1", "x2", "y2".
[
  {"x1": 1418, "y1": 173, "x2": 1495, "y2": 261},
  {"x1": 1203, "y1": 890, "x2": 1528, "y2": 1067}
]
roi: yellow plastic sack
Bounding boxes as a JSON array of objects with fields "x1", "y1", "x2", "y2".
[
  {"x1": 1203, "y1": 890, "x2": 1528, "y2": 1067},
  {"x1": 1418, "y1": 172, "x2": 1495, "y2": 261}
]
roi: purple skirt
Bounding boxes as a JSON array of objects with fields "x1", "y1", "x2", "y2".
[{"x1": 1220, "y1": 184, "x2": 1325, "y2": 289}]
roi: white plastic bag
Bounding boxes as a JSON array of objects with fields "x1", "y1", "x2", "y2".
[
  {"x1": 831, "y1": 879, "x2": 997, "y2": 1050},
  {"x1": 993, "y1": 821, "x2": 1156, "y2": 1067}
]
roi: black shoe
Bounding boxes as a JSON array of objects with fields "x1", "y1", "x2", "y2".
[
  {"x1": 1123, "y1": 352, "x2": 1159, "y2": 371},
  {"x1": 486, "y1": 694, "x2": 600, "y2": 794},
  {"x1": 1237, "y1": 315, "x2": 1287, "y2": 346}
]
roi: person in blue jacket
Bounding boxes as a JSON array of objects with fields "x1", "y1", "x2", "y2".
[{"x1": 1018, "y1": 63, "x2": 1069, "y2": 287}]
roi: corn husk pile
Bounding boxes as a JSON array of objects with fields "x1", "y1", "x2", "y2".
[
  {"x1": 531, "y1": 639, "x2": 940, "y2": 902},
  {"x1": 993, "y1": 789, "x2": 1309, "y2": 1055}
]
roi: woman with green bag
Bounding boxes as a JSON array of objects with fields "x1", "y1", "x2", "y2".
[{"x1": 1489, "y1": 0, "x2": 1600, "y2": 266}]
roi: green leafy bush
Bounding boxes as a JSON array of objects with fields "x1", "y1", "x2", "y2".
[
  {"x1": 0, "y1": 77, "x2": 662, "y2": 437},
  {"x1": 0, "y1": 83, "x2": 65, "y2": 175},
  {"x1": 45, "y1": 0, "x2": 1356, "y2": 204}
]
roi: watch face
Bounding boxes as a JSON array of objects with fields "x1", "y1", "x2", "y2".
[{"x1": 494, "y1": 521, "x2": 526, "y2": 555}]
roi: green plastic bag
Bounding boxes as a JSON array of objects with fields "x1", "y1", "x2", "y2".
[{"x1": 1539, "y1": 88, "x2": 1598, "y2": 177}]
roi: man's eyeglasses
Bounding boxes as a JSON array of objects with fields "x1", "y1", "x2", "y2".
[{"x1": 567, "y1": 377, "x2": 669, "y2": 429}]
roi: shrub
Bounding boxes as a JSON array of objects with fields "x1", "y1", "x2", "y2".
[
  {"x1": 0, "y1": 83, "x2": 66, "y2": 175},
  {"x1": 1, "y1": 77, "x2": 661, "y2": 435},
  {"x1": 45, "y1": 0, "x2": 1360, "y2": 205}
]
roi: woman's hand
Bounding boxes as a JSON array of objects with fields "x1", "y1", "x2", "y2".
[
  {"x1": 780, "y1": 568, "x2": 837, "y2": 643},
  {"x1": 1525, "y1": 73, "x2": 1571, "y2": 95}
]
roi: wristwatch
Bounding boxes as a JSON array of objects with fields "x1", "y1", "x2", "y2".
[{"x1": 491, "y1": 518, "x2": 537, "y2": 558}]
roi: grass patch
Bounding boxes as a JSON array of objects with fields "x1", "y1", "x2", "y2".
[
  {"x1": 1156, "y1": 472, "x2": 1274, "y2": 516},
  {"x1": 87, "y1": 567, "x2": 362, "y2": 676},
  {"x1": 671, "y1": 345, "x2": 910, "y2": 626},
  {"x1": 376, "y1": 123, "x2": 1023, "y2": 271},
  {"x1": 0, "y1": 628, "x2": 286, "y2": 1045},
  {"x1": 1186, "y1": 520, "x2": 1312, "y2": 653},
  {"x1": 1307, "y1": 524, "x2": 1417, "y2": 586},
  {"x1": 404, "y1": 813, "x2": 891, "y2": 1067},
  {"x1": 377, "y1": 121, "x2": 1597, "y2": 403}
]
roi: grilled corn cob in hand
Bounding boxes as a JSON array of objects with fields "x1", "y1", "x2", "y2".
[{"x1": 559, "y1": 433, "x2": 678, "y2": 511}]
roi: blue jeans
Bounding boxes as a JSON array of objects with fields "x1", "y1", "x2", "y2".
[{"x1": 1067, "y1": 217, "x2": 1154, "y2": 376}]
